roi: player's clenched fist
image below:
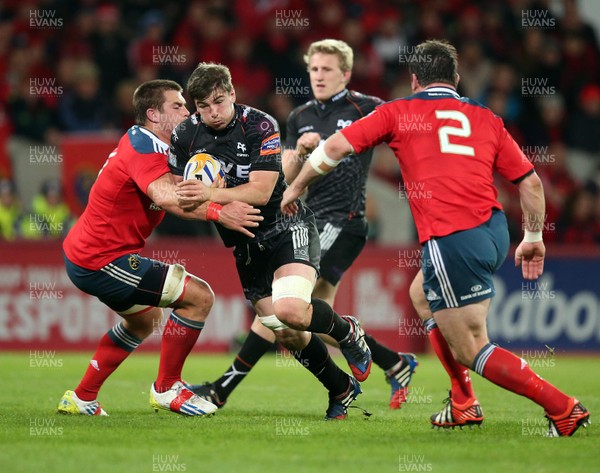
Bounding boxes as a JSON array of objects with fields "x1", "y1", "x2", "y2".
[{"x1": 296, "y1": 132, "x2": 321, "y2": 156}]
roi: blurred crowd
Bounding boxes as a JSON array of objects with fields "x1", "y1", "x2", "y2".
[{"x1": 0, "y1": 0, "x2": 598, "y2": 243}]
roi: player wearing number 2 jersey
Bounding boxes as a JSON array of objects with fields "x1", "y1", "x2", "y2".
[{"x1": 282, "y1": 40, "x2": 589, "y2": 436}]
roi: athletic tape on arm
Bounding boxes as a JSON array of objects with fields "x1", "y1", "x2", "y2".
[
  {"x1": 523, "y1": 230, "x2": 543, "y2": 242},
  {"x1": 308, "y1": 143, "x2": 340, "y2": 175}
]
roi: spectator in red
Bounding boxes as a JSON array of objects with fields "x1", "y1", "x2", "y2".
[
  {"x1": 59, "y1": 7, "x2": 94, "y2": 60},
  {"x1": 560, "y1": 32, "x2": 600, "y2": 100},
  {"x1": 558, "y1": 183, "x2": 598, "y2": 244},
  {"x1": 172, "y1": 3, "x2": 229, "y2": 67},
  {"x1": 128, "y1": 10, "x2": 167, "y2": 74},
  {"x1": 226, "y1": 33, "x2": 272, "y2": 106},
  {"x1": 534, "y1": 142, "x2": 578, "y2": 242}
]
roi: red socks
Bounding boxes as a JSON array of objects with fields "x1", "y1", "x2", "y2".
[
  {"x1": 475, "y1": 343, "x2": 571, "y2": 416},
  {"x1": 425, "y1": 317, "x2": 571, "y2": 416},
  {"x1": 75, "y1": 313, "x2": 205, "y2": 400},
  {"x1": 75, "y1": 323, "x2": 141, "y2": 401},
  {"x1": 426, "y1": 321, "x2": 475, "y2": 405},
  {"x1": 154, "y1": 312, "x2": 204, "y2": 392}
]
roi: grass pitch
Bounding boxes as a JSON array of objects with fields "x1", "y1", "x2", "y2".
[{"x1": 1, "y1": 352, "x2": 598, "y2": 473}]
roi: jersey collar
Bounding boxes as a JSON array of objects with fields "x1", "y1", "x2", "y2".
[
  {"x1": 317, "y1": 88, "x2": 349, "y2": 110},
  {"x1": 136, "y1": 125, "x2": 169, "y2": 153},
  {"x1": 421, "y1": 86, "x2": 460, "y2": 98}
]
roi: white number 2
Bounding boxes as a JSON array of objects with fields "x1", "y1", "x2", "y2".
[{"x1": 435, "y1": 110, "x2": 475, "y2": 156}]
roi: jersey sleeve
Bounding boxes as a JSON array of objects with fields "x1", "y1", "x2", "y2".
[
  {"x1": 494, "y1": 122, "x2": 534, "y2": 183},
  {"x1": 168, "y1": 124, "x2": 188, "y2": 176},
  {"x1": 340, "y1": 104, "x2": 394, "y2": 154},
  {"x1": 128, "y1": 151, "x2": 170, "y2": 193},
  {"x1": 363, "y1": 95, "x2": 385, "y2": 114},
  {"x1": 249, "y1": 112, "x2": 282, "y2": 172},
  {"x1": 285, "y1": 109, "x2": 300, "y2": 149}
]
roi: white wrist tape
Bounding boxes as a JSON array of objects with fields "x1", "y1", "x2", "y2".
[
  {"x1": 524, "y1": 230, "x2": 543, "y2": 242},
  {"x1": 308, "y1": 143, "x2": 340, "y2": 175}
]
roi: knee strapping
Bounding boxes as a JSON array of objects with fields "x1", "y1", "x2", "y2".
[
  {"x1": 272, "y1": 275, "x2": 313, "y2": 303},
  {"x1": 258, "y1": 314, "x2": 289, "y2": 331},
  {"x1": 159, "y1": 264, "x2": 189, "y2": 307}
]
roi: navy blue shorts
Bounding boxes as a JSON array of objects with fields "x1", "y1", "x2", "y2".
[
  {"x1": 421, "y1": 210, "x2": 509, "y2": 312},
  {"x1": 64, "y1": 253, "x2": 170, "y2": 312}
]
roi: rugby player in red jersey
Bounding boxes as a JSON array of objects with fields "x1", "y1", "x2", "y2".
[
  {"x1": 282, "y1": 40, "x2": 589, "y2": 437},
  {"x1": 57, "y1": 80, "x2": 262, "y2": 416}
]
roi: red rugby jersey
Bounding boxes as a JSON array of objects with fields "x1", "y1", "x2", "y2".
[
  {"x1": 341, "y1": 86, "x2": 534, "y2": 243},
  {"x1": 63, "y1": 126, "x2": 170, "y2": 269}
]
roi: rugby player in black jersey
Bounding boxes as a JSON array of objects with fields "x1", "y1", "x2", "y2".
[
  {"x1": 188, "y1": 41, "x2": 418, "y2": 411},
  {"x1": 171, "y1": 62, "x2": 371, "y2": 419}
]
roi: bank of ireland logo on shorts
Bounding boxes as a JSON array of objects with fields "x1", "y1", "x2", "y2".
[
  {"x1": 460, "y1": 284, "x2": 492, "y2": 301},
  {"x1": 128, "y1": 255, "x2": 141, "y2": 270},
  {"x1": 260, "y1": 133, "x2": 281, "y2": 156}
]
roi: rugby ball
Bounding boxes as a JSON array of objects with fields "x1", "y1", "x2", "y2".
[{"x1": 183, "y1": 153, "x2": 225, "y2": 185}]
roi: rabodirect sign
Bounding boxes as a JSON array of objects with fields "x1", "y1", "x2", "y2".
[{"x1": 488, "y1": 256, "x2": 600, "y2": 351}]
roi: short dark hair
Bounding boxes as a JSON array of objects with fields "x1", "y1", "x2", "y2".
[
  {"x1": 408, "y1": 40, "x2": 458, "y2": 87},
  {"x1": 132, "y1": 80, "x2": 182, "y2": 125},
  {"x1": 187, "y1": 63, "x2": 233, "y2": 102}
]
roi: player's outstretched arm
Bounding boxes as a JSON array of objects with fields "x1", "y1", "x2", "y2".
[
  {"x1": 281, "y1": 132, "x2": 354, "y2": 214},
  {"x1": 216, "y1": 201, "x2": 263, "y2": 238},
  {"x1": 147, "y1": 173, "x2": 263, "y2": 236},
  {"x1": 515, "y1": 172, "x2": 546, "y2": 280},
  {"x1": 183, "y1": 200, "x2": 262, "y2": 237},
  {"x1": 147, "y1": 173, "x2": 198, "y2": 217},
  {"x1": 177, "y1": 170, "x2": 278, "y2": 207},
  {"x1": 282, "y1": 149, "x2": 303, "y2": 184},
  {"x1": 283, "y1": 132, "x2": 321, "y2": 183}
]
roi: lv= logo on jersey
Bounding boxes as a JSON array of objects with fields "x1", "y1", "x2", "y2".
[{"x1": 220, "y1": 162, "x2": 251, "y2": 179}]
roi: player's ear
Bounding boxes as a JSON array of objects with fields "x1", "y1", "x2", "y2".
[
  {"x1": 230, "y1": 88, "x2": 236, "y2": 103},
  {"x1": 410, "y1": 73, "x2": 420, "y2": 93},
  {"x1": 455, "y1": 73, "x2": 460, "y2": 87},
  {"x1": 146, "y1": 108, "x2": 157, "y2": 124},
  {"x1": 343, "y1": 70, "x2": 352, "y2": 85}
]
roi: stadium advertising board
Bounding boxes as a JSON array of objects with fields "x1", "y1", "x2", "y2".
[
  {"x1": 489, "y1": 254, "x2": 600, "y2": 351},
  {"x1": 0, "y1": 242, "x2": 597, "y2": 352}
]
